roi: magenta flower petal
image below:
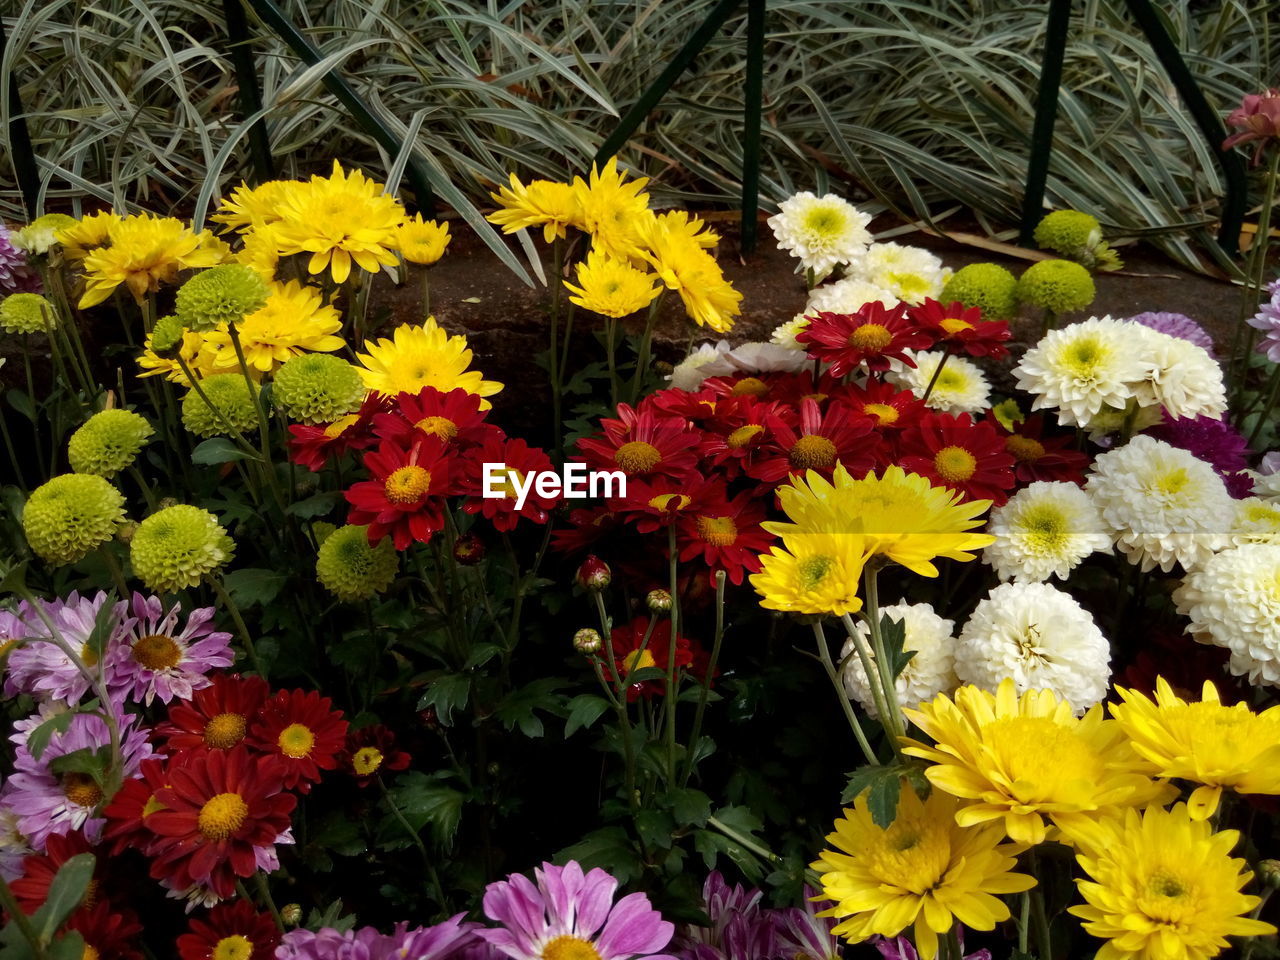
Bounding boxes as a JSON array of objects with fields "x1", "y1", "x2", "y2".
[{"x1": 594, "y1": 892, "x2": 675, "y2": 959}]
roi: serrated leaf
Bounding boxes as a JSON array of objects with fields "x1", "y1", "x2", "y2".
[
  {"x1": 623, "y1": 666, "x2": 667, "y2": 687},
  {"x1": 416, "y1": 673, "x2": 470, "y2": 725},
  {"x1": 286, "y1": 491, "x2": 342, "y2": 519},
  {"x1": 491, "y1": 677, "x2": 566, "y2": 738},
  {"x1": 564, "y1": 694, "x2": 610, "y2": 737},
  {"x1": 556, "y1": 827, "x2": 642, "y2": 884},
  {"x1": 26, "y1": 710, "x2": 75, "y2": 762},
  {"x1": 7, "y1": 389, "x2": 36, "y2": 422},
  {"x1": 667, "y1": 787, "x2": 712, "y2": 827},
  {"x1": 867, "y1": 773, "x2": 902, "y2": 828},
  {"x1": 711, "y1": 804, "x2": 764, "y2": 837},
  {"x1": 49, "y1": 746, "x2": 112, "y2": 787},
  {"x1": 389, "y1": 772, "x2": 465, "y2": 848},
  {"x1": 191, "y1": 437, "x2": 258, "y2": 465},
  {"x1": 463, "y1": 643, "x2": 502, "y2": 670},
  {"x1": 222, "y1": 568, "x2": 288, "y2": 608},
  {"x1": 634, "y1": 809, "x2": 674, "y2": 851},
  {"x1": 842, "y1": 761, "x2": 932, "y2": 827},
  {"x1": 879, "y1": 613, "x2": 915, "y2": 681}
]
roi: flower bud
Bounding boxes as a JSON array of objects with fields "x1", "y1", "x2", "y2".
[
  {"x1": 280, "y1": 904, "x2": 303, "y2": 926},
  {"x1": 645, "y1": 589, "x2": 672, "y2": 613},
  {"x1": 1258, "y1": 859, "x2": 1280, "y2": 890},
  {"x1": 573, "y1": 628, "x2": 602, "y2": 654},
  {"x1": 576, "y1": 555, "x2": 611, "y2": 591},
  {"x1": 453, "y1": 532, "x2": 485, "y2": 566},
  {"x1": 1224, "y1": 88, "x2": 1280, "y2": 164}
]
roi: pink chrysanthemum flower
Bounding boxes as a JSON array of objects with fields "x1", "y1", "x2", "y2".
[
  {"x1": 5, "y1": 592, "x2": 121, "y2": 704},
  {"x1": 479, "y1": 861, "x2": 677, "y2": 960},
  {"x1": 774, "y1": 886, "x2": 841, "y2": 960},
  {"x1": 277, "y1": 916, "x2": 486, "y2": 960},
  {"x1": 107, "y1": 593, "x2": 234, "y2": 706}
]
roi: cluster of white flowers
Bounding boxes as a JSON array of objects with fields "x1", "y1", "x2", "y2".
[
  {"x1": 667, "y1": 339, "x2": 808, "y2": 391},
  {"x1": 1012, "y1": 315, "x2": 1226, "y2": 430},
  {"x1": 840, "y1": 602, "x2": 957, "y2": 716},
  {"x1": 887, "y1": 349, "x2": 990, "y2": 414},
  {"x1": 843, "y1": 241, "x2": 949, "y2": 305},
  {"x1": 983, "y1": 481, "x2": 1112, "y2": 582},
  {"x1": 1232, "y1": 497, "x2": 1280, "y2": 546},
  {"x1": 767, "y1": 192, "x2": 872, "y2": 279}
]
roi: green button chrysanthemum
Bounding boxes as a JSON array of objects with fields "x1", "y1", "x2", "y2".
[
  {"x1": 149, "y1": 313, "x2": 187, "y2": 356},
  {"x1": 938, "y1": 263, "x2": 1018, "y2": 320},
  {"x1": 1016, "y1": 259, "x2": 1096, "y2": 314},
  {"x1": 130, "y1": 504, "x2": 235, "y2": 593},
  {"x1": 273, "y1": 353, "x2": 367, "y2": 424},
  {"x1": 174, "y1": 264, "x2": 268, "y2": 331},
  {"x1": 1033, "y1": 210, "x2": 1101, "y2": 258},
  {"x1": 0, "y1": 293, "x2": 55, "y2": 334},
  {"x1": 316, "y1": 524, "x2": 398, "y2": 602},
  {"x1": 181, "y1": 373, "x2": 260, "y2": 438},
  {"x1": 22, "y1": 473, "x2": 126, "y2": 565},
  {"x1": 68, "y1": 408, "x2": 155, "y2": 478},
  {"x1": 13, "y1": 213, "x2": 78, "y2": 255}
]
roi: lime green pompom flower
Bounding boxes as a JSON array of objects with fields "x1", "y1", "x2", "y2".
[
  {"x1": 131, "y1": 504, "x2": 235, "y2": 593},
  {"x1": 68, "y1": 408, "x2": 154, "y2": 478},
  {"x1": 174, "y1": 264, "x2": 267, "y2": 331},
  {"x1": 0, "y1": 293, "x2": 55, "y2": 334},
  {"x1": 1033, "y1": 210, "x2": 1121, "y2": 271},
  {"x1": 273, "y1": 353, "x2": 366, "y2": 424},
  {"x1": 1016, "y1": 259, "x2": 1096, "y2": 314},
  {"x1": 938, "y1": 263, "x2": 1018, "y2": 320},
  {"x1": 181, "y1": 373, "x2": 260, "y2": 438},
  {"x1": 316, "y1": 524, "x2": 399, "y2": 602},
  {"x1": 22, "y1": 473, "x2": 126, "y2": 565},
  {"x1": 149, "y1": 313, "x2": 187, "y2": 356}
]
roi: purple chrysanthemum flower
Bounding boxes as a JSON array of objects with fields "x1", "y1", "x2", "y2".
[
  {"x1": 479, "y1": 861, "x2": 676, "y2": 960},
  {"x1": 1246, "y1": 280, "x2": 1280, "y2": 363},
  {"x1": 3, "y1": 707, "x2": 153, "y2": 850},
  {"x1": 1147, "y1": 414, "x2": 1253, "y2": 498},
  {"x1": 0, "y1": 222, "x2": 41, "y2": 294},
  {"x1": 107, "y1": 593, "x2": 233, "y2": 706},
  {"x1": 673, "y1": 872, "x2": 777, "y2": 960},
  {"x1": 5, "y1": 592, "x2": 123, "y2": 703},
  {"x1": 276, "y1": 916, "x2": 488, "y2": 960},
  {"x1": 1, "y1": 603, "x2": 35, "y2": 698},
  {"x1": 1127, "y1": 311, "x2": 1217, "y2": 356},
  {"x1": 773, "y1": 887, "x2": 840, "y2": 960},
  {"x1": 872, "y1": 929, "x2": 990, "y2": 960}
]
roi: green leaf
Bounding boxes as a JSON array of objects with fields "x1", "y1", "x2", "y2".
[
  {"x1": 564, "y1": 694, "x2": 610, "y2": 737},
  {"x1": 867, "y1": 773, "x2": 902, "y2": 829},
  {"x1": 306, "y1": 900, "x2": 357, "y2": 934},
  {"x1": 222, "y1": 568, "x2": 288, "y2": 608},
  {"x1": 491, "y1": 678, "x2": 566, "y2": 738},
  {"x1": 556, "y1": 827, "x2": 642, "y2": 885},
  {"x1": 26, "y1": 710, "x2": 75, "y2": 762},
  {"x1": 389, "y1": 772, "x2": 465, "y2": 848},
  {"x1": 47, "y1": 933, "x2": 89, "y2": 960},
  {"x1": 667, "y1": 787, "x2": 712, "y2": 827},
  {"x1": 7, "y1": 389, "x2": 36, "y2": 422},
  {"x1": 191, "y1": 437, "x2": 258, "y2": 465},
  {"x1": 49, "y1": 746, "x2": 112, "y2": 787},
  {"x1": 693, "y1": 828, "x2": 766, "y2": 884},
  {"x1": 634, "y1": 809, "x2": 675, "y2": 851},
  {"x1": 879, "y1": 613, "x2": 915, "y2": 681},
  {"x1": 35, "y1": 853, "x2": 96, "y2": 940},
  {"x1": 842, "y1": 761, "x2": 932, "y2": 828},
  {"x1": 712, "y1": 804, "x2": 764, "y2": 838},
  {"x1": 623, "y1": 666, "x2": 667, "y2": 687},
  {"x1": 286, "y1": 491, "x2": 342, "y2": 519},
  {"x1": 463, "y1": 643, "x2": 502, "y2": 670},
  {"x1": 416, "y1": 673, "x2": 471, "y2": 725}
]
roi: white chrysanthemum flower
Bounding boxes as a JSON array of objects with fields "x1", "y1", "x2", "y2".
[
  {"x1": 1247, "y1": 453, "x2": 1280, "y2": 501},
  {"x1": 1127, "y1": 325, "x2": 1227, "y2": 420},
  {"x1": 887, "y1": 349, "x2": 990, "y2": 414},
  {"x1": 1085, "y1": 435, "x2": 1233, "y2": 572},
  {"x1": 699, "y1": 341, "x2": 810, "y2": 378},
  {"x1": 840, "y1": 602, "x2": 957, "y2": 717},
  {"x1": 805, "y1": 277, "x2": 898, "y2": 315},
  {"x1": 770, "y1": 314, "x2": 810, "y2": 351},
  {"x1": 849, "y1": 242, "x2": 946, "y2": 305},
  {"x1": 767, "y1": 192, "x2": 872, "y2": 277},
  {"x1": 1013, "y1": 316, "x2": 1149, "y2": 428},
  {"x1": 983, "y1": 481, "x2": 1112, "y2": 582},
  {"x1": 1231, "y1": 497, "x2": 1280, "y2": 546},
  {"x1": 954, "y1": 581, "x2": 1111, "y2": 713},
  {"x1": 1173, "y1": 543, "x2": 1280, "y2": 686},
  {"x1": 667, "y1": 341, "x2": 730, "y2": 391}
]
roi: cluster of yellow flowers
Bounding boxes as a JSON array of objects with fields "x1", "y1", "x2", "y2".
[{"x1": 486, "y1": 159, "x2": 742, "y2": 332}]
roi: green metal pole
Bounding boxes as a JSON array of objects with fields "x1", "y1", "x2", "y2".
[
  {"x1": 1018, "y1": 0, "x2": 1072, "y2": 246},
  {"x1": 739, "y1": 0, "x2": 765, "y2": 254},
  {"x1": 223, "y1": 0, "x2": 275, "y2": 184},
  {"x1": 0, "y1": 15, "x2": 41, "y2": 217}
]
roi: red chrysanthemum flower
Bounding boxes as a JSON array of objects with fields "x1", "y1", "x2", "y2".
[
  {"x1": 248, "y1": 689, "x2": 348, "y2": 793},
  {"x1": 177, "y1": 898, "x2": 280, "y2": 960},
  {"x1": 101, "y1": 756, "x2": 170, "y2": 855},
  {"x1": 147, "y1": 747, "x2": 296, "y2": 900},
  {"x1": 643, "y1": 387, "x2": 724, "y2": 425},
  {"x1": 605, "y1": 617, "x2": 697, "y2": 701},
  {"x1": 613, "y1": 476, "x2": 711, "y2": 533},
  {"x1": 676, "y1": 489, "x2": 774, "y2": 585},
  {"x1": 346, "y1": 436, "x2": 453, "y2": 549},
  {"x1": 898, "y1": 412, "x2": 1016, "y2": 505},
  {"x1": 460, "y1": 433, "x2": 558, "y2": 531},
  {"x1": 159, "y1": 674, "x2": 270, "y2": 754},
  {"x1": 287, "y1": 393, "x2": 389, "y2": 472},
  {"x1": 575, "y1": 403, "x2": 701, "y2": 481},
  {"x1": 991, "y1": 412, "x2": 1092, "y2": 485},
  {"x1": 699, "y1": 396, "x2": 784, "y2": 480},
  {"x1": 796, "y1": 302, "x2": 932, "y2": 376},
  {"x1": 831, "y1": 379, "x2": 926, "y2": 436},
  {"x1": 751, "y1": 397, "x2": 879, "y2": 483},
  {"x1": 699, "y1": 373, "x2": 778, "y2": 402},
  {"x1": 551, "y1": 506, "x2": 622, "y2": 554},
  {"x1": 372, "y1": 386, "x2": 492, "y2": 449},
  {"x1": 11, "y1": 831, "x2": 103, "y2": 915},
  {"x1": 338, "y1": 725, "x2": 412, "y2": 788},
  {"x1": 64, "y1": 901, "x2": 144, "y2": 960},
  {"x1": 907, "y1": 298, "x2": 1010, "y2": 358}
]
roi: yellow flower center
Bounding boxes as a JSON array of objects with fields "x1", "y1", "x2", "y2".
[
  {"x1": 647, "y1": 493, "x2": 690, "y2": 512},
  {"x1": 864, "y1": 403, "x2": 899, "y2": 425},
  {"x1": 1005, "y1": 436, "x2": 1046, "y2": 462},
  {"x1": 848, "y1": 324, "x2": 893, "y2": 351},
  {"x1": 864, "y1": 812, "x2": 951, "y2": 893},
  {"x1": 1061, "y1": 336, "x2": 1106, "y2": 377},
  {"x1": 933, "y1": 445, "x2": 977, "y2": 483},
  {"x1": 142, "y1": 793, "x2": 166, "y2": 818},
  {"x1": 623, "y1": 649, "x2": 657, "y2": 674},
  {"x1": 352, "y1": 746, "x2": 384, "y2": 776},
  {"x1": 0, "y1": 636, "x2": 18, "y2": 660},
  {"x1": 939, "y1": 316, "x2": 974, "y2": 335},
  {"x1": 197, "y1": 792, "x2": 249, "y2": 840},
  {"x1": 1020, "y1": 506, "x2": 1069, "y2": 553},
  {"x1": 798, "y1": 554, "x2": 835, "y2": 591},
  {"x1": 982, "y1": 716, "x2": 1104, "y2": 802},
  {"x1": 1139, "y1": 868, "x2": 1199, "y2": 925},
  {"x1": 490, "y1": 468, "x2": 527, "y2": 499},
  {"x1": 415, "y1": 415, "x2": 458, "y2": 440},
  {"x1": 204, "y1": 712, "x2": 248, "y2": 749},
  {"x1": 277, "y1": 722, "x2": 316, "y2": 759},
  {"x1": 324, "y1": 414, "x2": 359, "y2": 438},
  {"x1": 132, "y1": 633, "x2": 182, "y2": 670},
  {"x1": 789, "y1": 435, "x2": 837, "y2": 470},
  {"x1": 80, "y1": 643, "x2": 99, "y2": 669},
  {"x1": 730, "y1": 377, "x2": 769, "y2": 397},
  {"x1": 936, "y1": 368, "x2": 966, "y2": 392},
  {"x1": 696, "y1": 515, "x2": 738, "y2": 546},
  {"x1": 726, "y1": 424, "x2": 764, "y2": 449},
  {"x1": 542, "y1": 935, "x2": 602, "y2": 960},
  {"x1": 212, "y1": 935, "x2": 255, "y2": 960},
  {"x1": 614, "y1": 440, "x2": 662, "y2": 473},
  {"x1": 82, "y1": 946, "x2": 99, "y2": 960},
  {"x1": 62, "y1": 773, "x2": 103, "y2": 809},
  {"x1": 1154, "y1": 468, "x2": 1190, "y2": 497},
  {"x1": 384, "y1": 465, "x2": 432, "y2": 503}
]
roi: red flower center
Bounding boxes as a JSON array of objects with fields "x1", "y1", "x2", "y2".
[
  {"x1": 132, "y1": 633, "x2": 182, "y2": 670},
  {"x1": 789, "y1": 435, "x2": 837, "y2": 470},
  {"x1": 1005, "y1": 436, "x2": 1046, "y2": 462},
  {"x1": 197, "y1": 792, "x2": 248, "y2": 840},
  {"x1": 204, "y1": 712, "x2": 248, "y2": 749},
  {"x1": 848, "y1": 323, "x2": 892, "y2": 351},
  {"x1": 384, "y1": 465, "x2": 432, "y2": 503},
  {"x1": 934, "y1": 445, "x2": 977, "y2": 482},
  {"x1": 614, "y1": 440, "x2": 661, "y2": 473},
  {"x1": 415, "y1": 415, "x2": 457, "y2": 440},
  {"x1": 696, "y1": 515, "x2": 738, "y2": 546}
]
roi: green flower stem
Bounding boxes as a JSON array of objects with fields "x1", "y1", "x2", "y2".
[
  {"x1": 594, "y1": 590, "x2": 638, "y2": 805},
  {"x1": 919, "y1": 345, "x2": 953, "y2": 406},
  {"x1": 225, "y1": 322, "x2": 287, "y2": 511},
  {"x1": 127, "y1": 465, "x2": 157, "y2": 510},
  {"x1": 1232, "y1": 149, "x2": 1280, "y2": 410},
  {"x1": 0, "y1": 407, "x2": 27, "y2": 494},
  {"x1": 859, "y1": 564, "x2": 908, "y2": 750},
  {"x1": 173, "y1": 355, "x2": 261, "y2": 460},
  {"x1": 377, "y1": 775, "x2": 450, "y2": 912},
  {"x1": 1018, "y1": 890, "x2": 1031, "y2": 954},
  {"x1": 941, "y1": 927, "x2": 964, "y2": 960},
  {"x1": 706, "y1": 814, "x2": 783, "y2": 866},
  {"x1": 0, "y1": 873, "x2": 48, "y2": 959},
  {"x1": 816, "y1": 620, "x2": 880, "y2": 766},
  {"x1": 252, "y1": 874, "x2": 286, "y2": 933},
  {"x1": 501, "y1": 523, "x2": 554, "y2": 657},
  {"x1": 682, "y1": 569, "x2": 726, "y2": 786},
  {"x1": 1029, "y1": 851, "x2": 1053, "y2": 960},
  {"x1": 603, "y1": 316, "x2": 620, "y2": 407},
  {"x1": 207, "y1": 573, "x2": 266, "y2": 678},
  {"x1": 1247, "y1": 361, "x2": 1280, "y2": 448},
  {"x1": 629, "y1": 291, "x2": 665, "y2": 405},
  {"x1": 99, "y1": 545, "x2": 129, "y2": 598},
  {"x1": 663, "y1": 525, "x2": 681, "y2": 783},
  {"x1": 420, "y1": 266, "x2": 432, "y2": 319},
  {"x1": 549, "y1": 238, "x2": 564, "y2": 455}
]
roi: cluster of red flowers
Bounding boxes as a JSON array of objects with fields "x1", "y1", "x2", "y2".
[{"x1": 288, "y1": 386, "x2": 558, "y2": 549}]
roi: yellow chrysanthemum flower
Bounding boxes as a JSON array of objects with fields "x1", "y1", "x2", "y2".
[
  {"x1": 136, "y1": 327, "x2": 211, "y2": 386},
  {"x1": 272, "y1": 161, "x2": 404, "y2": 284},
  {"x1": 78, "y1": 215, "x2": 231, "y2": 308},
  {"x1": 570, "y1": 158, "x2": 652, "y2": 261},
  {"x1": 813, "y1": 786, "x2": 1035, "y2": 960},
  {"x1": 902, "y1": 680, "x2": 1175, "y2": 846},
  {"x1": 1063, "y1": 804, "x2": 1275, "y2": 960},
  {"x1": 211, "y1": 179, "x2": 292, "y2": 233},
  {"x1": 56, "y1": 211, "x2": 120, "y2": 261},
  {"x1": 636, "y1": 211, "x2": 740, "y2": 333},
  {"x1": 487, "y1": 173, "x2": 579, "y2": 243},
  {"x1": 765, "y1": 464, "x2": 993, "y2": 577},
  {"x1": 563, "y1": 247, "x2": 661, "y2": 318},
  {"x1": 750, "y1": 531, "x2": 868, "y2": 616},
  {"x1": 355, "y1": 318, "x2": 503, "y2": 406},
  {"x1": 1110, "y1": 678, "x2": 1280, "y2": 821},
  {"x1": 394, "y1": 214, "x2": 451, "y2": 265},
  {"x1": 236, "y1": 223, "x2": 282, "y2": 281},
  {"x1": 201, "y1": 280, "x2": 345, "y2": 373}
]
